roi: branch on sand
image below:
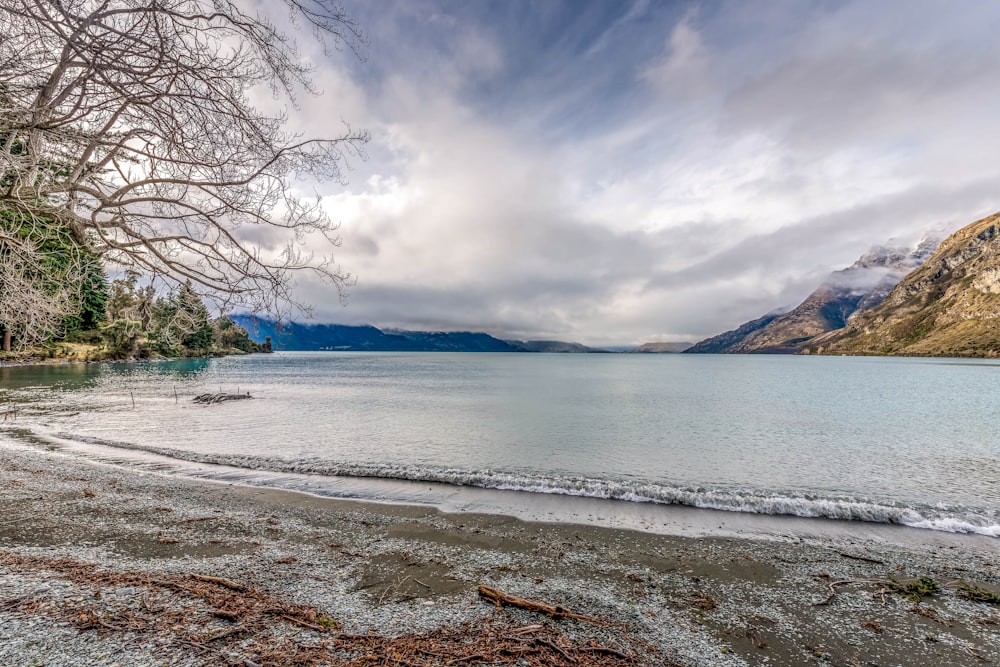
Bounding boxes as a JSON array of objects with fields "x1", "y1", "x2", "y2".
[{"x1": 477, "y1": 584, "x2": 600, "y2": 623}]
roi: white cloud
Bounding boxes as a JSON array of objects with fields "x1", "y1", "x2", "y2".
[
  {"x1": 641, "y1": 12, "x2": 711, "y2": 99},
  {"x1": 265, "y1": 0, "x2": 1000, "y2": 346}
]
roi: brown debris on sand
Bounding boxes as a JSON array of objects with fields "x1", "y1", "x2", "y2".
[{"x1": 0, "y1": 552, "x2": 662, "y2": 667}]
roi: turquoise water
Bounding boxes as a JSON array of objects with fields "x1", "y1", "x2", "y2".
[{"x1": 1, "y1": 352, "x2": 998, "y2": 536}]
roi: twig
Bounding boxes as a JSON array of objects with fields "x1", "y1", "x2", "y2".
[
  {"x1": 0, "y1": 596, "x2": 32, "y2": 613},
  {"x1": 190, "y1": 574, "x2": 245, "y2": 591},
  {"x1": 278, "y1": 613, "x2": 327, "y2": 632},
  {"x1": 837, "y1": 552, "x2": 885, "y2": 565},
  {"x1": 176, "y1": 638, "x2": 224, "y2": 656},
  {"x1": 578, "y1": 646, "x2": 635, "y2": 661},
  {"x1": 510, "y1": 624, "x2": 544, "y2": 635},
  {"x1": 965, "y1": 646, "x2": 989, "y2": 663},
  {"x1": 205, "y1": 625, "x2": 247, "y2": 642},
  {"x1": 536, "y1": 637, "x2": 576, "y2": 663},
  {"x1": 813, "y1": 579, "x2": 882, "y2": 606},
  {"x1": 378, "y1": 576, "x2": 411, "y2": 606}
]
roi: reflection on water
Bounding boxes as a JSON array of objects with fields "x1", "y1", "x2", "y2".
[{"x1": 1, "y1": 358, "x2": 211, "y2": 401}]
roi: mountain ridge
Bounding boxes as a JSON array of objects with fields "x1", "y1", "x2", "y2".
[
  {"x1": 685, "y1": 235, "x2": 941, "y2": 354},
  {"x1": 813, "y1": 212, "x2": 1000, "y2": 357},
  {"x1": 230, "y1": 317, "x2": 605, "y2": 353}
]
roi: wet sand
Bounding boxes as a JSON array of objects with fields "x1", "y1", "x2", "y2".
[{"x1": 1, "y1": 442, "x2": 999, "y2": 666}]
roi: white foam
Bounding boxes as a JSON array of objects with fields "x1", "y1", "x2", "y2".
[{"x1": 43, "y1": 430, "x2": 1000, "y2": 538}]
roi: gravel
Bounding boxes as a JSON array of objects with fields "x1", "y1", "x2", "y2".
[{"x1": 1, "y1": 440, "x2": 998, "y2": 666}]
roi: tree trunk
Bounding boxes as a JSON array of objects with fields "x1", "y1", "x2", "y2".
[{"x1": 2, "y1": 328, "x2": 11, "y2": 352}]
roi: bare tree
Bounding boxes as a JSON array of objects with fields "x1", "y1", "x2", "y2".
[{"x1": 0, "y1": 0, "x2": 368, "y2": 342}]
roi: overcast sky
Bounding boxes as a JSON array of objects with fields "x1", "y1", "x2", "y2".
[{"x1": 273, "y1": 0, "x2": 1000, "y2": 346}]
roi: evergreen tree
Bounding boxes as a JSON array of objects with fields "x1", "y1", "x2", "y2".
[
  {"x1": 1, "y1": 211, "x2": 95, "y2": 351},
  {"x1": 177, "y1": 282, "x2": 214, "y2": 353},
  {"x1": 61, "y1": 255, "x2": 109, "y2": 337}
]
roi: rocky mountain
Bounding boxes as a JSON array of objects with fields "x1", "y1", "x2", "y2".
[
  {"x1": 812, "y1": 212, "x2": 1000, "y2": 357},
  {"x1": 685, "y1": 235, "x2": 941, "y2": 354},
  {"x1": 683, "y1": 312, "x2": 783, "y2": 354}
]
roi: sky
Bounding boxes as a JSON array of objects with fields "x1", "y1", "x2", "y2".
[{"x1": 267, "y1": 0, "x2": 1000, "y2": 346}]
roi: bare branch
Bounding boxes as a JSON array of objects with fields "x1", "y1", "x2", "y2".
[{"x1": 0, "y1": 0, "x2": 368, "y2": 326}]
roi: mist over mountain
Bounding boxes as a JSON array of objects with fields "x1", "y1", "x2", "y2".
[
  {"x1": 685, "y1": 234, "x2": 942, "y2": 354},
  {"x1": 814, "y1": 212, "x2": 1000, "y2": 357}
]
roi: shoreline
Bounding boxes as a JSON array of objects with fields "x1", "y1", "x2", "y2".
[
  {"x1": 29, "y1": 428, "x2": 1000, "y2": 544},
  {"x1": 2, "y1": 442, "x2": 999, "y2": 666}
]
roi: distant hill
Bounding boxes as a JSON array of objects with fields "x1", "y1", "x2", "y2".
[
  {"x1": 630, "y1": 342, "x2": 693, "y2": 353},
  {"x1": 505, "y1": 340, "x2": 606, "y2": 353},
  {"x1": 685, "y1": 235, "x2": 940, "y2": 354},
  {"x1": 231, "y1": 317, "x2": 602, "y2": 353},
  {"x1": 814, "y1": 212, "x2": 1000, "y2": 357}
]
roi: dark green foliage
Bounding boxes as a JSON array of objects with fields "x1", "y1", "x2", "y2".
[
  {"x1": 101, "y1": 319, "x2": 142, "y2": 358},
  {"x1": 956, "y1": 581, "x2": 1000, "y2": 605},
  {"x1": 1, "y1": 209, "x2": 98, "y2": 349},
  {"x1": 176, "y1": 282, "x2": 214, "y2": 353},
  {"x1": 144, "y1": 282, "x2": 216, "y2": 357},
  {"x1": 61, "y1": 255, "x2": 109, "y2": 335},
  {"x1": 147, "y1": 295, "x2": 182, "y2": 357},
  {"x1": 213, "y1": 317, "x2": 261, "y2": 353},
  {"x1": 5, "y1": 242, "x2": 260, "y2": 359},
  {"x1": 887, "y1": 576, "x2": 940, "y2": 602},
  {"x1": 106, "y1": 272, "x2": 156, "y2": 329}
]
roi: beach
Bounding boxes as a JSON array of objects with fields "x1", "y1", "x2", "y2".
[{"x1": 0, "y1": 442, "x2": 998, "y2": 666}]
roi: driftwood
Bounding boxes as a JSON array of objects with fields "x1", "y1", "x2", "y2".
[
  {"x1": 190, "y1": 574, "x2": 246, "y2": 591},
  {"x1": 193, "y1": 392, "x2": 252, "y2": 404},
  {"x1": 837, "y1": 552, "x2": 885, "y2": 565},
  {"x1": 477, "y1": 584, "x2": 598, "y2": 623}
]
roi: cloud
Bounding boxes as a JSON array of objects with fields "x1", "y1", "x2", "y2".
[
  {"x1": 258, "y1": 0, "x2": 1000, "y2": 345},
  {"x1": 641, "y1": 11, "x2": 711, "y2": 99}
]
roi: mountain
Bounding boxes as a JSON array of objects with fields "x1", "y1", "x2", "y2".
[
  {"x1": 230, "y1": 317, "x2": 602, "y2": 353},
  {"x1": 683, "y1": 312, "x2": 783, "y2": 354},
  {"x1": 386, "y1": 329, "x2": 518, "y2": 352},
  {"x1": 231, "y1": 317, "x2": 516, "y2": 352},
  {"x1": 630, "y1": 342, "x2": 694, "y2": 353},
  {"x1": 812, "y1": 212, "x2": 1000, "y2": 357},
  {"x1": 685, "y1": 235, "x2": 941, "y2": 354},
  {"x1": 505, "y1": 340, "x2": 606, "y2": 353}
]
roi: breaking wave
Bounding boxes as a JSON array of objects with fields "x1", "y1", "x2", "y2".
[{"x1": 49, "y1": 432, "x2": 1000, "y2": 538}]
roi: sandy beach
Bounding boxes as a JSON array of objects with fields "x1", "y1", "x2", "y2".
[{"x1": 1, "y1": 441, "x2": 998, "y2": 666}]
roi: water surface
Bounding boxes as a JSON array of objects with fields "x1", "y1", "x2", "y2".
[{"x1": 2, "y1": 353, "x2": 998, "y2": 537}]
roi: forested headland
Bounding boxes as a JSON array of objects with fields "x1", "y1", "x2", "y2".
[{"x1": 0, "y1": 261, "x2": 269, "y2": 362}]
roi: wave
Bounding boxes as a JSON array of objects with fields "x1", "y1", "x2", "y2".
[{"x1": 48, "y1": 432, "x2": 1000, "y2": 538}]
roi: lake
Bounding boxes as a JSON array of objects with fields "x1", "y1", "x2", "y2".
[{"x1": 1, "y1": 352, "x2": 998, "y2": 538}]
